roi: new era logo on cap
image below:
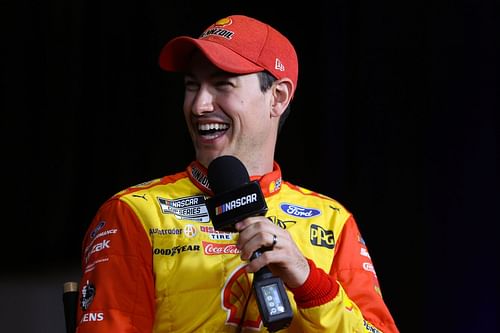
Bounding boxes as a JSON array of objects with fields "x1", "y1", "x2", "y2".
[
  {"x1": 159, "y1": 15, "x2": 298, "y2": 96},
  {"x1": 275, "y1": 58, "x2": 285, "y2": 72}
]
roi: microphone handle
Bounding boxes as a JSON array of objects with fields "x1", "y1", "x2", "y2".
[
  {"x1": 251, "y1": 248, "x2": 293, "y2": 332},
  {"x1": 63, "y1": 281, "x2": 78, "y2": 333}
]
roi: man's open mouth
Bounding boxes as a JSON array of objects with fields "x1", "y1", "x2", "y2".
[{"x1": 198, "y1": 123, "x2": 229, "y2": 138}]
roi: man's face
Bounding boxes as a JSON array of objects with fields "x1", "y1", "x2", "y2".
[{"x1": 183, "y1": 52, "x2": 278, "y2": 169}]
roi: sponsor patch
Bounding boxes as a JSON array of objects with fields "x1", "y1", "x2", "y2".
[
  {"x1": 202, "y1": 241, "x2": 240, "y2": 255},
  {"x1": 310, "y1": 224, "x2": 335, "y2": 249},
  {"x1": 90, "y1": 221, "x2": 106, "y2": 239},
  {"x1": 80, "y1": 280, "x2": 95, "y2": 311},
  {"x1": 149, "y1": 228, "x2": 182, "y2": 236},
  {"x1": 362, "y1": 262, "x2": 377, "y2": 277},
  {"x1": 183, "y1": 224, "x2": 197, "y2": 238},
  {"x1": 363, "y1": 320, "x2": 383, "y2": 333},
  {"x1": 199, "y1": 225, "x2": 234, "y2": 240},
  {"x1": 360, "y1": 247, "x2": 371, "y2": 258},
  {"x1": 84, "y1": 257, "x2": 109, "y2": 273},
  {"x1": 80, "y1": 312, "x2": 104, "y2": 323},
  {"x1": 190, "y1": 165, "x2": 211, "y2": 192},
  {"x1": 91, "y1": 228, "x2": 118, "y2": 241},
  {"x1": 158, "y1": 195, "x2": 209, "y2": 222},
  {"x1": 215, "y1": 193, "x2": 258, "y2": 215},
  {"x1": 269, "y1": 178, "x2": 282, "y2": 193},
  {"x1": 280, "y1": 203, "x2": 321, "y2": 218},
  {"x1": 267, "y1": 216, "x2": 296, "y2": 229},
  {"x1": 221, "y1": 265, "x2": 261, "y2": 329},
  {"x1": 153, "y1": 244, "x2": 200, "y2": 256},
  {"x1": 209, "y1": 233, "x2": 233, "y2": 240},
  {"x1": 200, "y1": 27, "x2": 234, "y2": 40},
  {"x1": 84, "y1": 239, "x2": 111, "y2": 264},
  {"x1": 132, "y1": 193, "x2": 148, "y2": 201}
]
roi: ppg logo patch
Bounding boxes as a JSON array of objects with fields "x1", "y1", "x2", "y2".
[{"x1": 310, "y1": 224, "x2": 335, "y2": 249}]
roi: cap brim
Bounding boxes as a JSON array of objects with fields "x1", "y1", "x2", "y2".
[{"x1": 159, "y1": 36, "x2": 264, "y2": 74}]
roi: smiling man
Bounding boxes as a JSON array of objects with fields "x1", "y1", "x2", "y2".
[
  {"x1": 182, "y1": 53, "x2": 284, "y2": 175},
  {"x1": 75, "y1": 14, "x2": 399, "y2": 333}
]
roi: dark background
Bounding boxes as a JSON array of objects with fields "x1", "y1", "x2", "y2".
[{"x1": 1, "y1": 0, "x2": 497, "y2": 332}]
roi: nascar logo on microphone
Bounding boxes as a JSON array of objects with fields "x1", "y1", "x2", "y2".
[{"x1": 215, "y1": 193, "x2": 258, "y2": 215}]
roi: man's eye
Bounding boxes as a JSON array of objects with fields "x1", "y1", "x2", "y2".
[
  {"x1": 184, "y1": 81, "x2": 199, "y2": 91},
  {"x1": 216, "y1": 81, "x2": 234, "y2": 89}
]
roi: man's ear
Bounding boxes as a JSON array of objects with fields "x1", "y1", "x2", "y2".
[{"x1": 270, "y1": 78, "x2": 294, "y2": 118}]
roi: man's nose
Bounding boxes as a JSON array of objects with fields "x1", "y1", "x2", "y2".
[{"x1": 191, "y1": 88, "x2": 215, "y2": 115}]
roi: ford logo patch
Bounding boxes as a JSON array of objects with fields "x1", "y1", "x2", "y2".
[{"x1": 280, "y1": 203, "x2": 321, "y2": 218}]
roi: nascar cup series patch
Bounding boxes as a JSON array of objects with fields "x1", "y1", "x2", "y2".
[{"x1": 157, "y1": 195, "x2": 210, "y2": 222}]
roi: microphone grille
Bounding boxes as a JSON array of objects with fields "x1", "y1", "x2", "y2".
[{"x1": 207, "y1": 155, "x2": 250, "y2": 194}]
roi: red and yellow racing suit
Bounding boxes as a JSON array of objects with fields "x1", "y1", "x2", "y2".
[{"x1": 75, "y1": 161, "x2": 399, "y2": 333}]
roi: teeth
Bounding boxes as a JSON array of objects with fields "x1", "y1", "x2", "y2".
[{"x1": 198, "y1": 123, "x2": 229, "y2": 131}]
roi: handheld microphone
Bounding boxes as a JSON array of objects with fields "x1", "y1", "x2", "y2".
[
  {"x1": 63, "y1": 281, "x2": 78, "y2": 333},
  {"x1": 205, "y1": 155, "x2": 293, "y2": 332},
  {"x1": 204, "y1": 155, "x2": 267, "y2": 232}
]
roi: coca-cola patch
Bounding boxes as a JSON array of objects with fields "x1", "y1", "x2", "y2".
[{"x1": 202, "y1": 241, "x2": 240, "y2": 255}]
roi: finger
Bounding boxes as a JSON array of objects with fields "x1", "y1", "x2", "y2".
[
  {"x1": 238, "y1": 231, "x2": 275, "y2": 260},
  {"x1": 236, "y1": 217, "x2": 272, "y2": 247},
  {"x1": 271, "y1": 233, "x2": 277, "y2": 248},
  {"x1": 234, "y1": 216, "x2": 265, "y2": 231}
]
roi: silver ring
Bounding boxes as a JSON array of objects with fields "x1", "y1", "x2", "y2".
[{"x1": 272, "y1": 234, "x2": 277, "y2": 247}]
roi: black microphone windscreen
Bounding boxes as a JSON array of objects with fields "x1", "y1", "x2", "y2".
[{"x1": 208, "y1": 155, "x2": 249, "y2": 194}]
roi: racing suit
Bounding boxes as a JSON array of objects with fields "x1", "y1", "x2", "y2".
[{"x1": 75, "y1": 161, "x2": 399, "y2": 333}]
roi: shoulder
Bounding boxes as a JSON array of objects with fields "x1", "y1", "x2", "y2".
[
  {"x1": 282, "y1": 181, "x2": 349, "y2": 208},
  {"x1": 93, "y1": 170, "x2": 191, "y2": 214},
  {"x1": 93, "y1": 170, "x2": 195, "y2": 228},
  {"x1": 277, "y1": 181, "x2": 352, "y2": 222},
  {"x1": 110, "y1": 170, "x2": 189, "y2": 200}
]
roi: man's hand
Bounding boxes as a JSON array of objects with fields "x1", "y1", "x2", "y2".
[{"x1": 235, "y1": 216, "x2": 310, "y2": 288}]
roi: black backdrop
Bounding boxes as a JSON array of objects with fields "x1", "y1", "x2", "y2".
[{"x1": 1, "y1": 0, "x2": 497, "y2": 332}]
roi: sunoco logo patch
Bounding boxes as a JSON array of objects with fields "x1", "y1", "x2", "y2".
[{"x1": 158, "y1": 195, "x2": 209, "y2": 222}]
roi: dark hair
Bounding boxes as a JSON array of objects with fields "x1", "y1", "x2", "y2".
[{"x1": 257, "y1": 71, "x2": 292, "y2": 134}]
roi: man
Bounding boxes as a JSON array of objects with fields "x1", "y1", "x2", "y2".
[{"x1": 75, "y1": 14, "x2": 399, "y2": 333}]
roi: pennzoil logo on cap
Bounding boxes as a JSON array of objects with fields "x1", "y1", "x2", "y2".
[
  {"x1": 214, "y1": 17, "x2": 232, "y2": 27},
  {"x1": 199, "y1": 17, "x2": 234, "y2": 40}
]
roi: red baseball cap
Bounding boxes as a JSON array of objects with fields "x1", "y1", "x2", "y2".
[{"x1": 159, "y1": 15, "x2": 299, "y2": 96}]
